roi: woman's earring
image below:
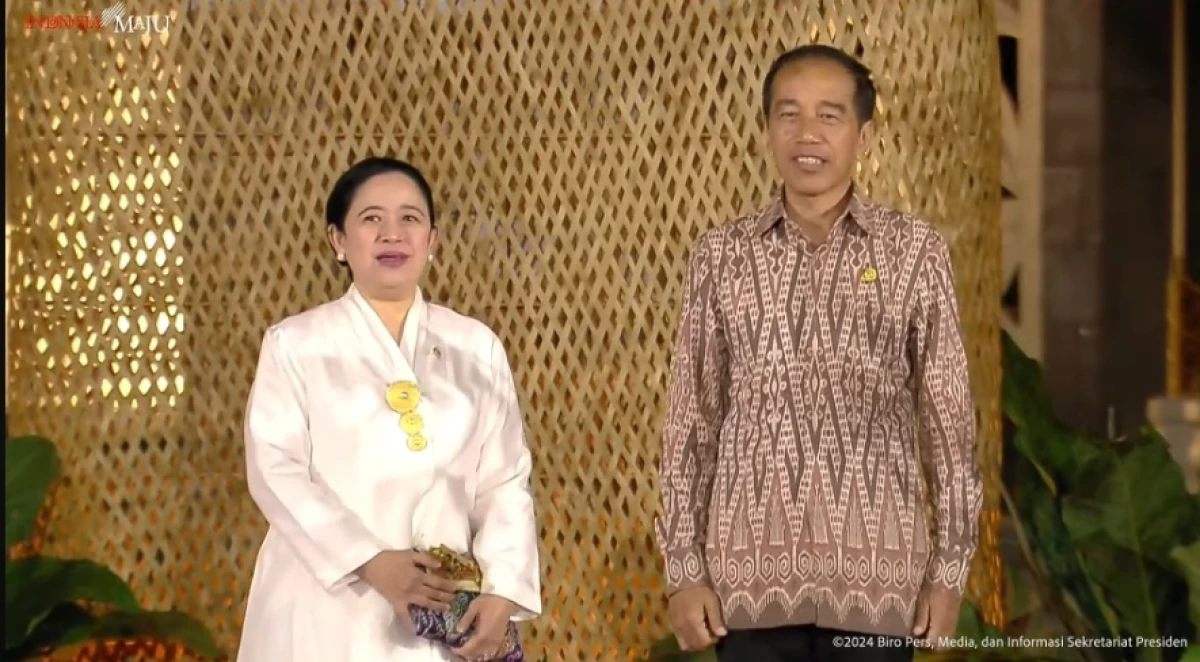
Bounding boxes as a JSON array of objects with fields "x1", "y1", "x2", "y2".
[
  {"x1": 336, "y1": 253, "x2": 345, "y2": 262},
  {"x1": 428, "y1": 254, "x2": 434, "y2": 263}
]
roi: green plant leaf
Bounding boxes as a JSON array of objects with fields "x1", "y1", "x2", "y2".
[
  {"x1": 5, "y1": 436, "x2": 60, "y2": 551},
  {"x1": 1000, "y1": 335, "x2": 1107, "y2": 492},
  {"x1": 946, "y1": 602, "x2": 1056, "y2": 661},
  {"x1": 954, "y1": 601, "x2": 1006, "y2": 643},
  {"x1": 1063, "y1": 440, "x2": 1199, "y2": 565},
  {"x1": 644, "y1": 636, "x2": 717, "y2": 662},
  {"x1": 1000, "y1": 332, "x2": 1200, "y2": 662},
  {"x1": 82, "y1": 610, "x2": 224, "y2": 660},
  {"x1": 999, "y1": 332, "x2": 1055, "y2": 430},
  {"x1": 3, "y1": 602, "x2": 96, "y2": 660},
  {"x1": 4, "y1": 605, "x2": 225, "y2": 662},
  {"x1": 1060, "y1": 439, "x2": 1199, "y2": 651},
  {"x1": 5, "y1": 555, "x2": 140, "y2": 653},
  {"x1": 1171, "y1": 541, "x2": 1200, "y2": 634},
  {"x1": 1004, "y1": 448, "x2": 1120, "y2": 644}
]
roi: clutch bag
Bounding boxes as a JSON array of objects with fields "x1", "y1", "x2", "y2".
[{"x1": 408, "y1": 545, "x2": 525, "y2": 662}]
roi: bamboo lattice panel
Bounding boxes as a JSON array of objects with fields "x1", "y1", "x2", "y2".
[
  {"x1": 5, "y1": 1, "x2": 1002, "y2": 660},
  {"x1": 1168, "y1": 263, "x2": 1200, "y2": 395}
]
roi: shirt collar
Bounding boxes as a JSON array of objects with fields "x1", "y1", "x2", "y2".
[{"x1": 755, "y1": 184, "x2": 876, "y2": 237}]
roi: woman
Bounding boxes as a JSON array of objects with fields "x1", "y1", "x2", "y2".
[{"x1": 237, "y1": 157, "x2": 542, "y2": 662}]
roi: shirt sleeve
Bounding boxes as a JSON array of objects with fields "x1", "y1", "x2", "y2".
[
  {"x1": 909, "y1": 233, "x2": 985, "y2": 596},
  {"x1": 655, "y1": 233, "x2": 729, "y2": 595},
  {"x1": 243, "y1": 328, "x2": 390, "y2": 592},
  {"x1": 469, "y1": 334, "x2": 543, "y2": 622}
]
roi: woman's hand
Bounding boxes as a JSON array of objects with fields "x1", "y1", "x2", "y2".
[
  {"x1": 358, "y1": 550, "x2": 459, "y2": 630},
  {"x1": 450, "y1": 594, "x2": 518, "y2": 661}
]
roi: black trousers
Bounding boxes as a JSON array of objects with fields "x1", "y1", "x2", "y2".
[{"x1": 715, "y1": 624, "x2": 915, "y2": 662}]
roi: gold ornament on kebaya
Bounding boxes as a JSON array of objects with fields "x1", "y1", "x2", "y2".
[
  {"x1": 399, "y1": 411, "x2": 423, "y2": 435},
  {"x1": 386, "y1": 380, "x2": 428, "y2": 451},
  {"x1": 386, "y1": 381, "x2": 420, "y2": 413},
  {"x1": 407, "y1": 434, "x2": 428, "y2": 452}
]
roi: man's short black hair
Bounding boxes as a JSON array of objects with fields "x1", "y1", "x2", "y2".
[{"x1": 762, "y1": 45, "x2": 877, "y2": 125}]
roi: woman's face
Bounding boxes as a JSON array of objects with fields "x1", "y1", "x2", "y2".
[{"x1": 328, "y1": 171, "x2": 438, "y2": 300}]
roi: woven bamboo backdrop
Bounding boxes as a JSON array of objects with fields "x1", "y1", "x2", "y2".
[{"x1": 6, "y1": 1, "x2": 1002, "y2": 659}]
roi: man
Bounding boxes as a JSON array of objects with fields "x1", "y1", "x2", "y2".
[{"x1": 655, "y1": 45, "x2": 983, "y2": 662}]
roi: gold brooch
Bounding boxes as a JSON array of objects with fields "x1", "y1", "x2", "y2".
[
  {"x1": 386, "y1": 380, "x2": 427, "y2": 452},
  {"x1": 860, "y1": 267, "x2": 878, "y2": 284}
]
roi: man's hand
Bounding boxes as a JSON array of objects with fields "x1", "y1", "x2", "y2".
[
  {"x1": 911, "y1": 586, "x2": 961, "y2": 648},
  {"x1": 451, "y1": 594, "x2": 518, "y2": 661},
  {"x1": 667, "y1": 586, "x2": 727, "y2": 652}
]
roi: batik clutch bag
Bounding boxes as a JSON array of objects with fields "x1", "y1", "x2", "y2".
[{"x1": 409, "y1": 545, "x2": 524, "y2": 662}]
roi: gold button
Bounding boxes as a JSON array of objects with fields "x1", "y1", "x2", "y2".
[
  {"x1": 386, "y1": 381, "x2": 421, "y2": 413},
  {"x1": 407, "y1": 434, "x2": 428, "y2": 452},
  {"x1": 399, "y1": 411, "x2": 424, "y2": 435}
]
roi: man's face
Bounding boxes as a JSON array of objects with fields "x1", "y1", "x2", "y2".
[{"x1": 766, "y1": 58, "x2": 871, "y2": 198}]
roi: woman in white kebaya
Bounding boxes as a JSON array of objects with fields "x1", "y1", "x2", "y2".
[{"x1": 236, "y1": 157, "x2": 541, "y2": 662}]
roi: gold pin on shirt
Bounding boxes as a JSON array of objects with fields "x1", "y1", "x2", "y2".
[{"x1": 861, "y1": 267, "x2": 878, "y2": 283}]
